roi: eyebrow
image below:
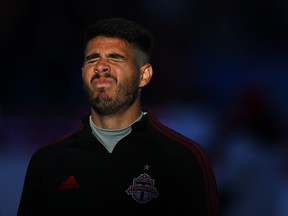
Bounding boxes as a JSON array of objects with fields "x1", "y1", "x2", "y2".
[
  {"x1": 108, "y1": 53, "x2": 127, "y2": 61},
  {"x1": 85, "y1": 53, "x2": 100, "y2": 61},
  {"x1": 84, "y1": 52, "x2": 128, "y2": 62}
]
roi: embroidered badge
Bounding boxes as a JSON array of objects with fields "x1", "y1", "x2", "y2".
[{"x1": 126, "y1": 173, "x2": 159, "y2": 204}]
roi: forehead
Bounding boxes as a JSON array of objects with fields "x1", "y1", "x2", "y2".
[{"x1": 85, "y1": 36, "x2": 131, "y2": 55}]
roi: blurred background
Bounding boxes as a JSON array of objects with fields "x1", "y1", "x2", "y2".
[{"x1": 1, "y1": 0, "x2": 288, "y2": 215}]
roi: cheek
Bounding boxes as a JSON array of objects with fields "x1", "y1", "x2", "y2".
[{"x1": 82, "y1": 68, "x2": 93, "y2": 82}]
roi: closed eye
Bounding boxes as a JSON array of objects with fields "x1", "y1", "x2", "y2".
[
  {"x1": 84, "y1": 52, "x2": 127, "y2": 64},
  {"x1": 87, "y1": 59, "x2": 98, "y2": 63}
]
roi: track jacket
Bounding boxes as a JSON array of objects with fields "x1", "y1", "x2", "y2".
[{"x1": 17, "y1": 111, "x2": 220, "y2": 216}]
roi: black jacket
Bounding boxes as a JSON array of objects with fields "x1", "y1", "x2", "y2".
[{"x1": 17, "y1": 112, "x2": 220, "y2": 216}]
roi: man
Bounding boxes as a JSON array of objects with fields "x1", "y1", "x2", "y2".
[{"x1": 17, "y1": 17, "x2": 220, "y2": 215}]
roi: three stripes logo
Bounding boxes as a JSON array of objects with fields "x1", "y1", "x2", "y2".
[{"x1": 59, "y1": 175, "x2": 80, "y2": 190}]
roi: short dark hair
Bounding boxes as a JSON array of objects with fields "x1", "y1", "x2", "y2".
[{"x1": 84, "y1": 17, "x2": 154, "y2": 62}]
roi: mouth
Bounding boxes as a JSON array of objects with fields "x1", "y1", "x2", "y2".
[{"x1": 92, "y1": 78, "x2": 114, "y2": 88}]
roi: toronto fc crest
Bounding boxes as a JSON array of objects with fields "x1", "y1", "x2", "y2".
[{"x1": 126, "y1": 173, "x2": 159, "y2": 204}]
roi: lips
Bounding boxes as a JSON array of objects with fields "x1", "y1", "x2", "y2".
[{"x1": 92, "y1": 78, "x2": 114, "y2": 87}]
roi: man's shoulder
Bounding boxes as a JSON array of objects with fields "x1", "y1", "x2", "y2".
[
  {"x1": 145, "y1": 112, "x2": 209, "y2": 157},
  {"x1": 32, "y1": 129, "x2": 83, "y2": 159},
  {"x1": 144, "y1": 112, "x2": 215, "y2": 177},
  {"x1": 145, "y1": 112, "x2": 197, "y2": 143}
]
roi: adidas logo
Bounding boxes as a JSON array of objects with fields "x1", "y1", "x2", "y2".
[{"x1": 59, "y1": 175, "x2": 80, "y2": 190}]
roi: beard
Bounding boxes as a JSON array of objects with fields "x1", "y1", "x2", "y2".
[{"x1": 83, "y1": 73, "x2": 140, "y2": 115}]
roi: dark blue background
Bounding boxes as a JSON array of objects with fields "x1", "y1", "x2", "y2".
[{"x1": 1, "y1": 0, "x2": 288, "y2": 215}]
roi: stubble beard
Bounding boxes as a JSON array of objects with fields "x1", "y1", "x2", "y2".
[{"x1": 83, "y1": 75, "x2": 140, "y2": 115}]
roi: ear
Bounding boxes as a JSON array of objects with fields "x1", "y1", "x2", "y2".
[{"x1": 139, "y1": 63, "x2": 153, "y2": 88}]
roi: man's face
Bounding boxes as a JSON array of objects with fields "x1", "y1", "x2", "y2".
[{"x1": 82, "y1": 36, "x2": 141, "y2": 115}]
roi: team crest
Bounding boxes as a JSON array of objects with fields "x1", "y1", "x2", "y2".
[{"x1": 126, "y1": 173, "x2": 159, "y2": 204}]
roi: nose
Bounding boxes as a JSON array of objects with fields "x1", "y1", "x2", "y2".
[{"x1": 94, "y1": 59, "x2": 110, "y2": 73}]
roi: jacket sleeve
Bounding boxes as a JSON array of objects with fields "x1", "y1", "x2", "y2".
[
  {"x1": 17, "y1": 151, "x2": 47, "y2": 216},
  {"x1": 189, "y1": 152, "x2": 220, "y2": 216}
]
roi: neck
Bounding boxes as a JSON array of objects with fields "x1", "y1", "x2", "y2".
[{"x1": 90, "y1": 105, "x2": 142, "y2": 130}]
